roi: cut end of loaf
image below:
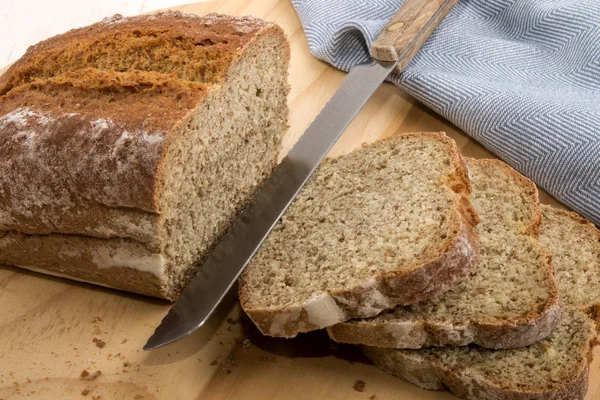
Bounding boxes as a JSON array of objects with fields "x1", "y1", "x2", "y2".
[
  {"x1": 0, "y1": 12, "x2": 291, "y2": 300},
  {"x1": 239, "y1": 132, "x2": 479, "y2": 337},
  {"x1": 156, "y1": 23, "x2": 290, "y2": 300}
]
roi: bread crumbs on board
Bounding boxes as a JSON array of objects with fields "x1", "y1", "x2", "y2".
[
  {"x1": 353, "y1": 380, "x2": 366, "y2": 392},
  {"x1": 80, "y1": 370, "x2": 102, "y2": 381}
]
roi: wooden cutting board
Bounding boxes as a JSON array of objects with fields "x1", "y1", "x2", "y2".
[{"x1": 0, "y1": 0, "x2": 598, "y2": 399}]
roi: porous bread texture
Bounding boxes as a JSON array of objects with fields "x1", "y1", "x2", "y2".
[
  {"x1": 363, "y1": 309, "x2": 594, "y2": 400},
  {"x1": 239, "y1": 132, "x2": 480, "y2": 338},
  {"x1": 540, "y1": 205, "x2": 600, "y2": 311},
  {"x1": 363, "y1": 200, "x2": 600, "y2": 400},
  {"x1": 0, "y1": 12, "x2": 290, "y2": 299},
  {"x1": 329, "y1": 159, "x2": 560, "y2": 349}
]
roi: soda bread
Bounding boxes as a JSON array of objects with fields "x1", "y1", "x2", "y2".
[
  {"x1": 329, "y1": 159, "x2": 560, "y2": 349},
  {"x1": 364, "y1": 200, "x2": 600, "y2": 399},
  {"x1": 239, "y1": 133, "x2": 480, "y2": 338},
  {"x1": 0, "y1": 12, "x2": 290, "y2": 300}
]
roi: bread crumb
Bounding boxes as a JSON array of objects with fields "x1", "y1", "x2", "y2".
[
  {"x1": 242, "y1": 338, "x2": 251, "y2": 349},
  {"x1": 80, "y1": 370, "x2": 102, "y2": 381},
  {"x1": 226, "y1": 318, "x2": 238, "y2": 325},
  {"x1": 353, "y1": 380, "x2": 366, "y2": 392},
  {"x1": 369, "y1": 395, "x2": 376, "y2": 400},
  {"x1": 259, "y1": 355, "x2": 276, "y2": 363},
  {"x1": 92, "y1": 396, "x2": 101, "y2": 400},
  {"x1": 210, "y1": 360, "x2": 217, "y2": 366},
  {"x1": 121, "y1": 339, "x2": 128, "y2": 344},
  {"x1": 81, "y1": 389, "x2": 90, "y2": 396},
  {"x1": 93, "y1": 338, "x2": 106, "y2": 348},
  {"x1": 92, "y1": 317, "x2": 102, "y2": 323}
]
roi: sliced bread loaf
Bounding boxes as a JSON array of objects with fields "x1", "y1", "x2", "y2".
[
  {"x1": 0, "y1": 12, "x2": 290, "y2": 300},
  {"x1": 328, "y1": 159, "x2": 560, "y2": 349},
  {"x1": 363, "y1": 204, "x2": 600, "y2": 400},
  {"x1": 239, "y1": 133, "x2": 480, "y2": 338}
]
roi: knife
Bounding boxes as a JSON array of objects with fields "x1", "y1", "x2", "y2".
[{"x1": 144, "y1": 0, "x2": 458, "y2": 350}]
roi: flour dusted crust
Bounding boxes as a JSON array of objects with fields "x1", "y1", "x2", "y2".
[
  {"x1": 0, "y1": 12, "x2": 279, "y2": 243},
  {"x1": 328, "y1": 159, "x2": 560, "y2": 350},
  {"x1": 362, "y1": 339, "x2": 591, "y2": 400},
  {"x1": 0, "y1": 12, "x2": 290, "y2": 299},
  {"x1": 0, "y1": 231, "x2": 169, "y2": 297},
  {"x1": 239, "y1": 133, "x2": 481, "y2": 338},
  {"x1": 363, "y1": 207, "x2": 600, "y2": 400},
  {"x1": 328, "y1": 301, "x2": 561, "y2": 350}
]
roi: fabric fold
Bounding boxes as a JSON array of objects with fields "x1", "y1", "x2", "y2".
[{"x1": 291, "y1": 0, "x2": 600, "y2": 226}]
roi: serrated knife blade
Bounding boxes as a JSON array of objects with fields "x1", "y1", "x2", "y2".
[{"x1": 144, "y1": 0, "x2": 457, "y2": 350}]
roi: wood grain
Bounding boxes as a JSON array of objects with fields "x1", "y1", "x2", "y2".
[
  {"x1": 370, "y1": 0, "x2": 458, "y2": 69},
  {"x1": 0, "y1": 0, "x2": 593, "y2": 399}
]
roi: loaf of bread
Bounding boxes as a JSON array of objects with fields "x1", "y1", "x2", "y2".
[
  {"x1": 0, "y1": 12, "x2": 290, "y2": 300},
  {"x1": 364, "y1": 187, "x2": 600, "y2": 399},
  {"x1": 328, "y1": 159, "x2": 560, "y2": 349},
  {"x1": 239, "y1": 133, "x2": 480, "y2": 338}
]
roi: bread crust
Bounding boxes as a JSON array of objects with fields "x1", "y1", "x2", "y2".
[
  {"x1": 362, "y1": 342, "x2": 590, "y2": 400},
  {"x1": 0, "y1": 12, "x2": 291, "y2": 299},
  {"x1": 327, "y1": 301, "x2": 561, "y2": 350},
  {"x1": 239, "y1": 132, "x2": 480, "y2": 338},
  {"x1": 328, "y1": 158, "x2": 560, "y2": 349},
  {"x1": 0, "y1": 12, "x2": 284, "y2": 243},
  {"x1": 363, "y1": 206, "x2": 600, "y2": 400}
]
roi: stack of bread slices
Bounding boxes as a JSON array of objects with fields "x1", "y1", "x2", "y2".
[
  {"x1": 240, "y1": 132, "x2": 600, "y2": 400},
  {"x1": 1, "y1": 11, "x2": 597, "y2": 399}
]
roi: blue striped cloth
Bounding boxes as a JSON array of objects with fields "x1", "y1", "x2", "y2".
[{"x1": 291, "y1": 0, "x2": 600, "y2": 226}]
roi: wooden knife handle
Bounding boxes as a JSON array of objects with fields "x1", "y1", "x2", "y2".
[{"x1": 370, "y1": 0, "x2": 458, "y2": 70}]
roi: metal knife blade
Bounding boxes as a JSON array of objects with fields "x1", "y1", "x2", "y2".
[{"x1": 144, "y1": 0, "x2": 457, "y2": 350}]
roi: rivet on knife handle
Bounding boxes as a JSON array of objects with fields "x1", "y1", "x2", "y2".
[{"x1": 370, "y1": 0, "x2": 458, "y2": 70}]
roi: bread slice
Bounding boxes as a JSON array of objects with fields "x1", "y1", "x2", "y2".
[
  {"x1": 0, "y1": 12, "x2": 290, "y2": 300},
  {"x1": 363, "y1": 205, "x2": 600, "y2": 400},
  {"x1": 239, "y1": 133, "x2": 480, "y2": 338},
  {"x1": 328, "y1": 159, "x2": 560, "y2": 349}
]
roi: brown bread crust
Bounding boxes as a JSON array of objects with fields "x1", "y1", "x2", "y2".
[
  {"x1": 0, "y1": 231, "x2": 168, "y2": 298},
  {"x1": 0, "y1": 11, "x2": 284, "y2": 243},
  {"x1": 328, "y1": 159, "x2": 560, "y2": 349},
  {"x1": 362, "y1": 342, "x2": 591, "y2": 400},
  {"x1": 363, "y1": 203, "x2": 600, "y2": 400},
  {"x1": 239, "y1": 133, "x2": 480, "y2": 338},
  {"x1": 0, "y1": 12, "x2": 290, "y2": 299},
  {"x1": 327, "y1": 300, "x2": 561, "y2": 350}
]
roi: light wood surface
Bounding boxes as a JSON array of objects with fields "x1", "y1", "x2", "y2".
[
  {"x1": 0, "y1": 0, "x2": 594, "y2": 399},
  {"x1": 370, "y1": 0, "x2": 458, "y2": 66}
]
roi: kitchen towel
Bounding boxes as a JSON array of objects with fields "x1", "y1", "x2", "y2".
[{"x1": 291, "y1": 0, "x2": 600, "y2": 226}]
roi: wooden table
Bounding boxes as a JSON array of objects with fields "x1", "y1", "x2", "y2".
[{"x1": 1, "y1": 0, "x2": 597, "y2": 399}]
